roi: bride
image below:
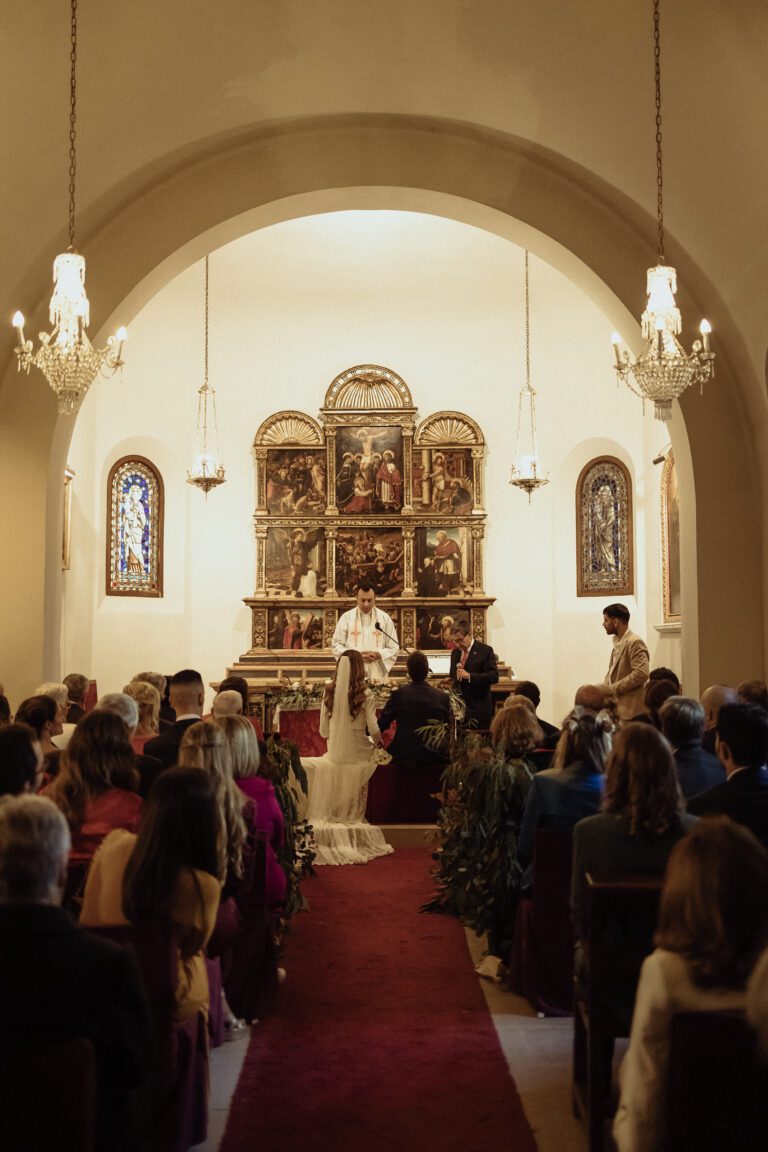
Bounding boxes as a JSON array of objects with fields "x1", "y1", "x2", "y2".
[{"x1": 301, "y1": 650, "x2": 394, "y2": 866}]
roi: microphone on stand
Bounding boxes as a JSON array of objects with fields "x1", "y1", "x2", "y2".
[{"x1": 375, "y1": 620, "x2": 416, "y2": 665}]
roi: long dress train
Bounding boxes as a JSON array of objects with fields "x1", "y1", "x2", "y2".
[{"x1": 301, "y1": 661, "x2": 394, "y2": 866}]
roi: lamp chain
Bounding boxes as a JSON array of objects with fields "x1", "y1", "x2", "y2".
[
  {"x1": 204, "y1": 255, "x2": 210, "y2": 387},
  {"x1": 68, "y1": 0, "x2": 78, "y2": 249},
  {"x1": 524, "y1": 248, "x2": 531, "y2": 391},
  {"x1": 654, "y1": 0, "x2": 665, "y2": 263}
]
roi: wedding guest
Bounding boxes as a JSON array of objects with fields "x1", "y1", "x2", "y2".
[
  {"x1": 0, "y1": 695, "x2": 11, "y2": 727},
  {"x1": 15, "y1": 694, "x2": 63, "y2": 777},
  {"x1": 0, "y1": 795, "x2": 151, "y2": 1149},
  {"x1": 572, "y1": 724, "x2": 696, "y2": 942},
  {"x1": 659, "y1": 695, "x2": 725, "y2": 800},
  {"x1": 613, "y1": 818, "x2": 768, "y2": 1152},
  {"x1": 217, "y1": 714, "x2": 287, "y2": 911},
  {"x1": 629, "y1": 678, "x2": 680, "y2": 730},
  {"x1": 96, "y1": 692, "x2": 164, "y2": 797},
  {"x1": 513, "y1": 681, "x2": 559, "y2": 741},
  {"x1": 36, "y1": 681, "x2": 73, "y2": 749},
  {"x1": 688, "y1": 702, "x2": 768, "y2": 847},
  {"x1": 63, "y1": 672, "x2": 89, "y2": 724},
  {"x1": 45, "y1": 710, "x2": 142, "y2": 865},
  {"x1": 178, "y1": 720, "x2": 248, "y2": 887},
  {"x1": 123, "y1": 679, "x2": 161, "y2": 754},
  {"x1": 144, "y1": 669, "x2": 205, "y2": 769},
  {"x1": 211, "y1": 690, "x2": 244, "y2": 719},
  {"x1": 0, "y1": 723, "x2": 44, "y2": 797},
  {"x1": 81, "y1": 768, "x2": 221, "y2": 1022},
  {"x1": 738, "y1": 679, "x2": 768, "y2": 711}
]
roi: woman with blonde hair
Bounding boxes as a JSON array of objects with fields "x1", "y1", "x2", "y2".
[
  {"x1": 178, "y1": 720, "x2": 247, "y2": 885},
  {"x1": 301, "y1": 650, "x2": 392, "y2": 865},
  {"x1": 490, "y1": 702, "x2": 543, "y2": 759},
  {"x1": 614, "y1": 817, "x2": 768, "y2": 1151},
  {"x1": 123, "y1": 679, "x2": 160, "y2": 754},
  {"x1": 216, "y1": 714, "x2": 287, "y2": 909}
]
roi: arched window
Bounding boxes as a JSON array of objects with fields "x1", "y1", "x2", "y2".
[
  {"x1": 106, "y1": 456, "x2": 164, "y2": 597},
  {"x1": 576, "y1": 456, "x2": 633, "y2": 596}
]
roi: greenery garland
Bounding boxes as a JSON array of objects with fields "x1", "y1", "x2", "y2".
[
  {"x1": 260, "y1": 735, "x2": 316, "y2": 917},
  {"x1": 422, "y1": 730, "x2": 535, "y2": 953}
]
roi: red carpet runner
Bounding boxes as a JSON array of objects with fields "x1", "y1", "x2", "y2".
[{"x1": 220, "y1": 847, "x2": 537, "y2": 1152}]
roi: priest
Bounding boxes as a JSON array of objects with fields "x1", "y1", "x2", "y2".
[{"x1": 331, "y1": 582, "x2": 399, "y2": 682}]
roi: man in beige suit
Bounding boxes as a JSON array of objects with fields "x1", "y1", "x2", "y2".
[{"x1": 602, "y1": 603, "x2": 650, "y2": 720}]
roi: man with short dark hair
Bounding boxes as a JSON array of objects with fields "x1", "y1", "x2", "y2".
[
  {"x1": 144, "y1": 668, "x2": 205, "y2": 769},
  {"x1": 688, "y1": 702, "x2": 768, "y2": 846},
  {"x1": 331, "y1": 583, "x2": 399, "y2": 682},
  {"x1": 602, "y1": 603, "x2": 649, "y2": 720},
  {"x1": 63, "y1": 672, "x2": 89, "y2": 724},
  {"x1": 449, "y1": 620, "x2": 499, "y2": 730},
  {"x1": 378, "y1": 651, "x2": 452, "y2": 770},
  {"x1": 0, "y1": 795, "x2": 150, "y2": 1146},
  {"x1": 514, "y1": 680, "x2": 558, "y2": 740}
]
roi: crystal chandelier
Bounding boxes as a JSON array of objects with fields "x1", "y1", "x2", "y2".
[
  {"x1": 11, "y1": 0, "x2": 126, "y2": 416},
  {"x1": 187, "y1": 256, "x2": 226, "y2": 496},
  {"x1": 510, "y1": 250, "x2": 549, "y2": 503},
  {"x1": 611, "y1": 0, "x2": 714, "y2": 422}
]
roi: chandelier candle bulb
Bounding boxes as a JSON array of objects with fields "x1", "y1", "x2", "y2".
[
  {"x1": 700, "y1": 319, "x2": 711, "y2": 353},
  {"x1": 12, "y1": 312, "x2": 25, "y2": 347},
  {"x1": 611, "y1": 333, "x2": 623, "y2": 367}
]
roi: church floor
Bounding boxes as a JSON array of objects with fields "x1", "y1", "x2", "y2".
[{"x1": 193, "y1": 839, "x2": 585, "y2": 1152}]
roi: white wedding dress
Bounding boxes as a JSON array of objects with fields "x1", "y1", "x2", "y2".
[{"x1": 301, "y1": 658, "x2": 394, "y2": 866}]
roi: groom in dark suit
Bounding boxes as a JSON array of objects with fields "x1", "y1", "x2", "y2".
[
  {"x1": 144, "y1": 668, "x2": 205, "y2": 769},
  {"x1": 449, "y1": 620, "x2": 499, "y2": 730},
  {"x1": 378, "y1": 651, "x2": 451, "y2": 770}
]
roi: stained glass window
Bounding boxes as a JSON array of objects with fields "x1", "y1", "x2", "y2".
[
  {"x1": 107, "y1": 456, "x2": 163, "y2": 596},
  {"x1": 576, "y1": 456, "x2": 633, "y2": 596}
]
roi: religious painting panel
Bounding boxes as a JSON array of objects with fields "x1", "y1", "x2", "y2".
[
  {"x1": 661, "y1": 452, "x2": 681, "y2": 621},
  {"x1": 414, "y1": 526, "x2": 472, "y2": 596},
  {"x1": 416, "y1": 605, "x2": 471, "y2": 650},
  {"x1": 335, "y1": 425, "x2": 403, "y2": 514},
  {"x1": 268, "y1": 607, "x2": 325, "y2": 650},
  {"x1": 335, "y1": 527, "x2": 404, "y2": 596},
  {"x1": 576, "y1": 456, "x2": 633, "y2": 596},
  {"x1": 265, "y1": 526, "x2": 327, "y2": 597},
  {"x1": 265, "y1": 448, "x2": 327, "y2": 516},
  {"x1": 106, "y1": 456, "x2": 163, "y2": 597},
  {"x1": 411, "y1": 447, "x2": 474, "y2": 514}
]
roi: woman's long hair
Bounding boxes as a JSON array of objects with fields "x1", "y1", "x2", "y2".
[
  {"x1": 178, "y1": 720, "x2": 247, "y2": 882},
  {"x1": 602, "y1": 723, "x2": 682, "y2": 837},
  {"x1": 551, "y1": 706, "x2": 614, "y2": 774},
  {"x1": 655, "y1": 817, "x2": 768, "y2": 988},
  {"x1": 490, "y1": 703, "x2": 542, "y2": 758},
  {"x1": 323, "y1": 650, "x2": 368, "y2": 720},
  {"x1": 216, "y1": 713, "x2": 260, "y2": 779},
  {"x1": 122, "y1": 767, "x2": 219, "y2": 925},
  {"x1": 46, "y1": 710, "x2": 139, "y2": 827}
]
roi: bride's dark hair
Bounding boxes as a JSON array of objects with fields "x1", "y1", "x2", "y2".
[{"x1": 324, "y1": 650, "x2": 368, "y2": 719}]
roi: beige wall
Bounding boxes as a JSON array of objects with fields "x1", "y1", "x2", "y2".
[{"x1": 2, "y1": 2, "x2": 766, "y2": 703}]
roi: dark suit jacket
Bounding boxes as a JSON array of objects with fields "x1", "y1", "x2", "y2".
[
  {"x1": 687, "y1": 766, "x2": 768, "y2": 847},
  {"x1": 377, "y1": 680, "x2": 452, "y2": 771},
  {"x1": 673, "y1": 742, "x2": 726, "y2": 801},
  {"x1": 144, "y1": 716, "x2": 201, "y2": 769},
  {"x1": 449, "y1": 640, "x2": 499, "y2": 730},
  {"x1": 134, "y1": 752, "x2": 165, "y2": 797},
  {"x1": 0, "y1": 903, "x2": 151, "y2": 1136},
  {"x1": 518, "y1": 760, "x2": 603, "y2": 866}
]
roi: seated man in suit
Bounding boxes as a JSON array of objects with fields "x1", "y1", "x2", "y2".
[
  {"x1": 449, "y1": 620, "x2": 499, "y2": 730},
  {"x1": 688, "y1": 702, "x2": 768, "y2": 846},
  {"x1": 144, "y1": 668, "x2": 205, "y2": 769},
  {"x1": 0, "y1": 795, "x2": 151, "y2": 1149},
  {"x1": 659, "y1": 695, "x2": 725, "y2": 801},
  {"x1": 700, "y1": 683, "x2": 740, "y2": 754}
]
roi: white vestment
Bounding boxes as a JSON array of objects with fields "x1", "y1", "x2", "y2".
[{"x1": 331, "y1": 606, "x2": 399, "y2": 682}]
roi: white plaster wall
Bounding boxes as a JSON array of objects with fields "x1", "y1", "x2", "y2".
[{"x1": 62, "y1": 210, "x2": 675, "y2": 720}]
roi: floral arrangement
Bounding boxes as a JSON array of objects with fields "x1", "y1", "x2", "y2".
[
  {"x1": 260, "y1": 735, "x2": 316, "y2": 917},
  {"x1": 422, "y1": 730, "x2": 535, "y2": 955},
  {"x1": 267, "y1": 678, "x2": 325, "y2": 711}
]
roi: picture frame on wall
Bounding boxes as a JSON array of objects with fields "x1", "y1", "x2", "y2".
[
  {"x1": 335, "y1": 526, "x2": 404, "y2": 596},
  {"x1": 661, "y1": 452, "x2": 681, "y2": 622},
  {"x1": 106, "y1": 456, "x2": 164, "y2": 597},
  {"x1": 576, "y1": 456, "x2": 633, "y2": 597}
]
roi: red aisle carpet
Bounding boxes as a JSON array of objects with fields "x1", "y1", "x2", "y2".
[{"x1": 220, "y1": 847, "x2": 537, "y2": 1152}]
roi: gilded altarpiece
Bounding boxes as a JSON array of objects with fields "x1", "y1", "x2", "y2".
[{"x1": 241, "y1": 365, "x2": 494, "y2": 680}]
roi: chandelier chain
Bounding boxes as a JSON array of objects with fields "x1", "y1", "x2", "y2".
[
  {"x1": 524, "y1": 248, "x2": 531, "y2": 390},
  {"x1": 654, "y1": 0, "x2": 664, "y2": 262},
  {"x1": 204, "y1": 255, "x2": 210, "y2": 386},
  {"x1": 68, "y1": 0, "x2": 78, "y2": 248}
]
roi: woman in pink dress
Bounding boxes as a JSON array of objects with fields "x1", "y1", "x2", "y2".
[{"x1": 215, "y1": 714, "x2": 287, "y2": 911}]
